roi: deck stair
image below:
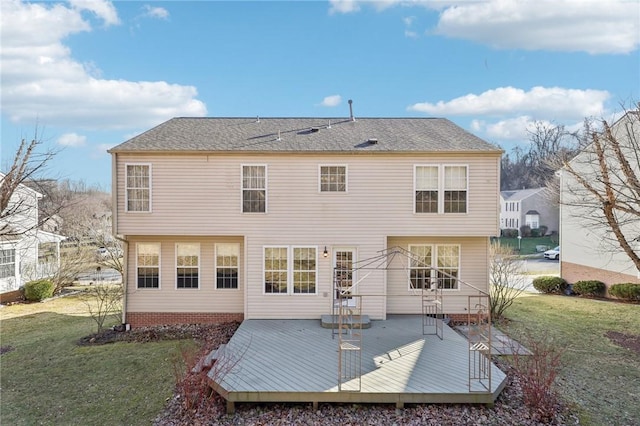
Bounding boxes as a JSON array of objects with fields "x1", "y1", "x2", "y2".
[{"x1": 192, "y1": 344, "x2": 226, "y2": 374}]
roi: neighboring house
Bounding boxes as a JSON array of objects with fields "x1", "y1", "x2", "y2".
[
  {"x1": 499, "y1": 187, "x2": 558, "y2": 235},
  {"x1": 0, "y1": 173, "x2": 66, "y2": 301},
  {"x1": 109, "y1": 117, "x2": 502, "y2": 328},
  {"x1": 560, "y1": 112, "x2": 640, "y2": 288}
]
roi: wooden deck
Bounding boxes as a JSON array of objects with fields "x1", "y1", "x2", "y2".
[{"x1": 208, "y1": 315, "x2": 507, "y2": 413}]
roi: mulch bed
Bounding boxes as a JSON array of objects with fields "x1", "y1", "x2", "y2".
[{"x1": 605, "y1": 331, "x2": 640, "y2": 354}]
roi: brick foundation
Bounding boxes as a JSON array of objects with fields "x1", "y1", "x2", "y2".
[
  {"x1": 126, "y1": 312, "x2": 244, "y2": 328},
  {"x1": 562, "y1": 261, "x2": 639, "y2": 294},
  {"x1": 0, "y1": 289, "x2": 23, "y2": 304}
]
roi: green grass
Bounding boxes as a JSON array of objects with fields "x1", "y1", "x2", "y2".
[
  {"x1": 0, "y1": 294, "x2": 187, "y2": 425},
  {"x1": 503, "y1": 295, "x2": 640, "y2": 425},
  {"x1": 496, "y1": 236, "x2": 559, "y2": 255}
]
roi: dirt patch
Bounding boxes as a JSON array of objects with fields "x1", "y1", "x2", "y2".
[
  {"x1": 605, "y1": 331, "x2": 640, "y2": 354},
  {"x1": 0, "y1": 345, "x2": 15, "y2": 355}
]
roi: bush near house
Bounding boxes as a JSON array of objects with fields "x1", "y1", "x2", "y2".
[
  {"x1": 572, "y1": 280, "x2": 606, "y2": 297},
  {"x1": 501, "y1": 228, "x2": 519, "y2": 238},
  {"x1": 533, "y1": 276, "x2": 568, "y2": 294},
  {"x1": 23, "y1": 279, "x2": 55, "y2": 301},
  {"x1": 609, "y1": 283, "x2": 640, "y2": 301}
]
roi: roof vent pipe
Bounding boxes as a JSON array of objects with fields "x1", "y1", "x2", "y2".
[
  {"x1": 348, "y1": 99, "x2": 355, "y2": 122},
  {"x1": 276, "y1": 130, "x2": 281, "y2": 141}
]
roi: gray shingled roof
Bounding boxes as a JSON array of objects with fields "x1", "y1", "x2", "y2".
[
  {"x1": 109, "y1": 117, "x2": 501, "y2": 153},
  {"x1": 501, "y1": 187, "x2": 545, "y2": 201}
]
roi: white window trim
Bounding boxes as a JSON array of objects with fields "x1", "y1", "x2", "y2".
[
  {"x1": 215, "y1": 243, "x2": 240, "y2": 291},
  {"x1": 407, "y1": 244, "x2": 461, "y2": 291},
  {"x1": 136, "y1": 242, "x2": 161, "y2": 290},
  {"x1": 241, "y1": 164, "x2": 268, "y2": 214},
  {"x1": 318, "y1": 164, "x2": 348, "y2": 193},
  {"x1": 125, "y1": 163, "x2": 152, "y2": 213},
  {"x1": 413, "y1": 164, "x2": 469, "y2": 215},
  {"x1": 262, "y1": 245, "x2": 318, "y2": 295},
  {"x1": 175, "y1": 243, "x2": 200, "y2": 290},
  {"x1": 442, "y1": 164, "x2": 469, "y2": 215}
]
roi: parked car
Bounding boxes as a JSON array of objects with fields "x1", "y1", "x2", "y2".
[{"x1": 543, "y1": 246, "x2": 560, "y2": 260}]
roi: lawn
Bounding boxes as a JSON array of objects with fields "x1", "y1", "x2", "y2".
[
  {"x1": 496, "y1": 236, "x2": 559, "y2": 255},
  {"x1": 0, "y1": 292, "x2": 188, "y2": 425},
  {"x1": 502, "y1": 294, "x2": 640, "y2": 426}
]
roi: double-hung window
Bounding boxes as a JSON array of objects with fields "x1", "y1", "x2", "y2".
[
  {"x1": 176, "y1": 243, "x2": 199, "y2": 289},
  {"x1": 444, "y1": 166, "x2": 467, "y2": 213},
  {"x1": 264, "y1": 246, "x2": 317, "y2": 294},
  {"x1": 414, "y1": 165, "x2": 467, "y2": 214},
  {"x1": 216, "y1": 243, "x2": 239, "y2": 289},
  {"x1": 126, "y1": 164, "x2": 151, "y2": 212},
  {"x1": 137, "y1": 243, "x2": 160, "y2": 288},
  {"x1": 415, "y1": 166, "x2": 439, "y2": 213},
  {"x1": 242, "y1": 165, "x2": 266, "y2": 213},
  {"x1": 408, "y1": 244, "x2": 460, "y2": 290},
  {"x1": 319, "y1": 165, "x2": 347, "y2": 192},
  {"x1": 0, "y1": 248, "x2": 16, "y2": 280}
]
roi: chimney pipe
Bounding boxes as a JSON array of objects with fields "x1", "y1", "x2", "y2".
[{"x1": 348, "y1": 99, "x2": 355, "y2": 122}]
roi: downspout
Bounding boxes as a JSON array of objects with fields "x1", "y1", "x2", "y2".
[{"x1": 110, "y1": 151, "x2": 128, "y2": 326}]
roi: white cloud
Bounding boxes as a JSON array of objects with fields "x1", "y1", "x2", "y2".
[
  {"x1": 0, "y1": 0, "x2": 206, "y2": 130},
  {"x1": 408, "y1": 86, "x2": 610, "y2": 120},
  {"x1": 329, "y1": 0, "x2": 361, "y2": 15},
  {"x1": 329, "y1": 0, "x2": 639, "y2": 55},
  {"x1": 319, "y1": 95, "x2": 342, "y2": 107},
  {"x1": 58, "y1": 132, "x2": 87, "y2": 147},
  {"x1": 435, "y1": 0, "x2": 639, "y2": 55},
  {"x1": 69, "y1": 0, "x2": 120, "y2": 26},
  {"x1": 142, "y1": 4, "x2": 169, "y2": 20}
]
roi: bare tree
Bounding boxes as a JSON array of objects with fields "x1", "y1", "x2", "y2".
[
  {"x1": 489, "y1": 242, "x2": 529, "y2": 321},
  {"x1": 560, "y1": 107, "x2": 640, "y2": 271},
  {"x1": 1, "y1": 131, "x2": 58, "y2": 236}
]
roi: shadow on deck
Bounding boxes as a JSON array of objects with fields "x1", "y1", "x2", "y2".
[{"x1": 208, "y1": 315, "x2": 507, "y2": 413}]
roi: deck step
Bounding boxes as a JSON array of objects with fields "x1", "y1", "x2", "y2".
[
  {"x1": 320, "y1": 314, "x2": 371, "y2": 329},
  {"x1": 192, "y1": 344, "x2": 227, "y2": 373}
]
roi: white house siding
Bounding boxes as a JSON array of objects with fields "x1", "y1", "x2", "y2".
[
  {"x1": 386, "y1": 236, "x2": 489, "y2": 315},
  {"x1": 124, "y1": 236, "x2": 244, "y2": 314},
  {"x1": 559, "y1": 113, "x2": 640, "y2": 287},
  {"x1": 115, "y1": 152, "x2": 500, "y2": 320}
]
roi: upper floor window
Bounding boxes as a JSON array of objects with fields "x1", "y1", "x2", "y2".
[
  {"x1": 444, "y1": 166, "x2": 467, "y2": 213},
  {"x1": 242, "y1": 165, "x2": 266, "y2": 213},
  {"x1": 216, "y1": 243, "x2": 239, "y2": 289},
  {"x1": 137, "y1": 243, "x2": 160, "y2": 289},
  {"x1": 126, "y1": 164, "x2": 151, "y2": 212},
  {"x1": 408, "y1": 244, "x2": 460, "y2": 290},
  {"x1": 415, "y1": 166, "x2": 439, "y2": 213},
  {"x1": 414, "y1": 165, "x2": 468, "y2": 214},
  {"x1": 176, "y1": 243, "x2": 199, "y2": 289},
  {"x1": 319, "y1": 165, "x2": 347, "y2": 192},
  {"x1": 0, "y1": 248, "x2": 16, "y2": 279}
]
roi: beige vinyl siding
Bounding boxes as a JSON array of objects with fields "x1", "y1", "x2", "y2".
[
  {"x1": 386, "y1": 236, "x2": 489, "y2": 314},
  {"x1": 125, "y1": 236, "x2": 244, "y2": 313},
  {"x1": 115, "y1": 152, "x2": 499, "y2": 320},
  {"x1": 114, "y1": 153, "x2": 500, "y2": 237}
]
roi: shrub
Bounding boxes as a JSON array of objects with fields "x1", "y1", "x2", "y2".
[
  {"x1": 520, "y1": 225, "x2": 532, "y2": 237},
  {"x1": 609, "y1": 283, "x2": 640, "y2": 301},
  {"x1": 572, "y1": 280, "x2": 606, "y2": 297},
  {"x1": 538, "y1": 225, "x2": 548, "y2": 236},
  {"x1": 530, "y1": 228, "x2": 541, "y2": 237},
  {"x1": 501, "y1": 228, "x2": 519, "y2": 238},
  {"x1": 532, "y1": 276, "x2": 567, "y2": 294},
  {"x1": 24, "y1": 279, "x2": 55, "y2": 301}
]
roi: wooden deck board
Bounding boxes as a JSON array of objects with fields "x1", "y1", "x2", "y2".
[{"x1": 209, "y1": 315, "x2": 507, "y2": 408}]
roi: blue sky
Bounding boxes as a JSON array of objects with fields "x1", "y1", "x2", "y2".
[{"x1": 1, "y1": 0, "x2": 639, "y2": 190}]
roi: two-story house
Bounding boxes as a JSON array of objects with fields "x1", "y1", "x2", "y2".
[
  {"x1": 560, "y1": 111, "x2": 640, "y2": 288},
  {"x1": 109, "y1": 117, "x2": 502, "y2": 328},
  {"x1": 499, "y1": 187, "x2": 558, "y2": 235},
  {"x1": 0, "y1": 173, "x2": 66, "y2": 301}
]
